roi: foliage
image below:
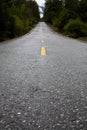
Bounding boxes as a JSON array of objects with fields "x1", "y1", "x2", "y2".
[
  {"x1": 64, "y1": 19, "x2": 87, "y2": 38},
  {"x1": 79, "y1": 0, "x2": 87, "y2": 22},
  {"x1": 0, "y1": 0, "x2": 40, "y2": 41},
  {"x1": 44, "y1": 0, "x2": 62, "y2": 23},
  {"x1": 44, "y1": 0, "x2": 87, "y2": 38},
  {"x1": 53, "y1": 9, "x2": 70, "y2": 30}
]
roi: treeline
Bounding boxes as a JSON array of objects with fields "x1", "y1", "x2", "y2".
[
  {"x1": 0, "y1": 0, "x2": 40, "y2": 41},
  {"x1": 44, "y1": 0, "x2": 87, "y2": 38}
]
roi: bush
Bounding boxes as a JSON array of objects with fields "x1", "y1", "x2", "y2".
[
  {"x1": 53, "y1": 8, "x2": 77, "y2": 31},
  {"x1": 64, "y1": 19, "x2": 87, "y2": 38},
  {"x1": 81, "y1": 23, "x2": 87, "y2": 36},
  {"x1": 52, "y1": 18, "x2": 59, "y2": 28},
  {"x1": 58, "y1": 9, "x2": 70, "y2": 29},
  {"x1": 52, "y1": 9, "x2": 68, "y2": 30},
  {"x1": 23, "y1": 19, "x2": 34, "y2": 33},
  {"x1": 13, "y1": 15, "x2": 24, "y2": 36},
  {"x1": 0, "y1": 0, "x2": 40, "y2": 41}
]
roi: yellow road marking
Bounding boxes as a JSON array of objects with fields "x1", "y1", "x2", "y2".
[
  {"x1": 41, "y1": 39, "x2": 44, "y2": 43},
  {"x1": 41, "y1": 47, "x2": 46, "y2": 56}
]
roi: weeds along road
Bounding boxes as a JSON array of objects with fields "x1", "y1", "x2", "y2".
[{"x1": 0, "y1": 22, "x2": 87, "y2": 130}]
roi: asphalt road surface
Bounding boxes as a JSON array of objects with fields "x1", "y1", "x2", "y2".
[{"x1": 0, "y1": 22, "x2": 87, "y2": 130}]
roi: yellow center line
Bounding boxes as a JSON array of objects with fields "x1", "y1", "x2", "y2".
[
  {"x1": 41, "y1": 47, "x2": 46, "y2": 56},
  {"x1": 41, "y1": 39, "x2": 44, "y2": 43},
  {"x1": 41, "y1": 32, "x2": 47, "y2": 56}
]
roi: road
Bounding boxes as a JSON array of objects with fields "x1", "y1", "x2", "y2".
[{"x1": 0, "y1": 22, "x2": 87, "y2": 130}]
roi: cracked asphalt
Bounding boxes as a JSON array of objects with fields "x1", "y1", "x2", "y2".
[{"x1": 0, "y1": 22, "x2": 87, "y2": 130}]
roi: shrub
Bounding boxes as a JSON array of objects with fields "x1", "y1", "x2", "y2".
[
  {"x1": 58, "y1": 9, "x2": 69, "y2": 29},
  {"x1": 52, "y1": 18, "x2": 59, "y2": 28},
  {"x1": 64, "y1": 19, "x2": 87, "y2": 38},
  {"x1": 53, "y1": 8, "x2": 78, "y2": 31},
  {"x1": 81, "y1": 23, "x2": 87, "y2": 36},
  {"x1": 55, "y1": 8, "x2": 76, "y2": 30},
  {"x1": 13, "y1": 15, "x2": 24, "y2": 36}
]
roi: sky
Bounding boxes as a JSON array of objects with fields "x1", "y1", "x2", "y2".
[
  {"x1": 35, "y1": 0, "x2": 45, "y2": 17},
  {"x1": 35, "y1": 0, "x2": 45, "y2": 6}
]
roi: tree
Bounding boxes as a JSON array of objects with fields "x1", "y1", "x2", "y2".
[
  {"x1": 0, "y1": 0, "x2": 40, "y2": 41},
  {"x1": 44, "y1": 0, "x2": 62, "y2": 23},
  {"x1": 79, "y1": 0, "x2": 87, "y2": 22},
  {"x1": 65, "y1": 0, "x2": 79, "y2": 18},
  {"x1": 0, "y1": 0, "x2": 14, "y2": 39},
  {"x1": 44, "y1": 0, "x2": 87, "y2": 38}
]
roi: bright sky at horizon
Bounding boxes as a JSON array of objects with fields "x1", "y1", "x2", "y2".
[
  {"x1": 35, "y1": 0, "x2": 45, "y2": 17},
  {"x1": 35, "y1": 0, "x2": 45, "y2": 6}
]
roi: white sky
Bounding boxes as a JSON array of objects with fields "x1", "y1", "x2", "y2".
[
  {"x1": 35, "y1": 0, "x2": 45, "y2": 6},
  {"x1": 35, "y1": 0, "x2": 45, "y2": 18}
]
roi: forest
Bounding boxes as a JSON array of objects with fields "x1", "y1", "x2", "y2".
[
  {"x1": 0, "y1": 0, "x2": 40, "y2": 41},
  {"x1": 44, "y1": 0, "x2": 87, "y2": 38}
]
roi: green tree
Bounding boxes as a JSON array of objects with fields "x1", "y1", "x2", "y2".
[
  {"x1": 65, "y1": 0, "x2": 79, "y2": 18},
  {"x1": 44, "y1": 0, "x2": 87, "y2": 38},
  {"x1": 44, "y1": 0, "x2": 62, "y2": 23},
  {"x1": 0, "y1": 0, "x2": 40, "y2": 41},
  {"x1": 0, "y1": 0, "x2": 14, "y2": 40},
  {"x1": 79, "y1": 0, "x2": 87, "y2": 22}
]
